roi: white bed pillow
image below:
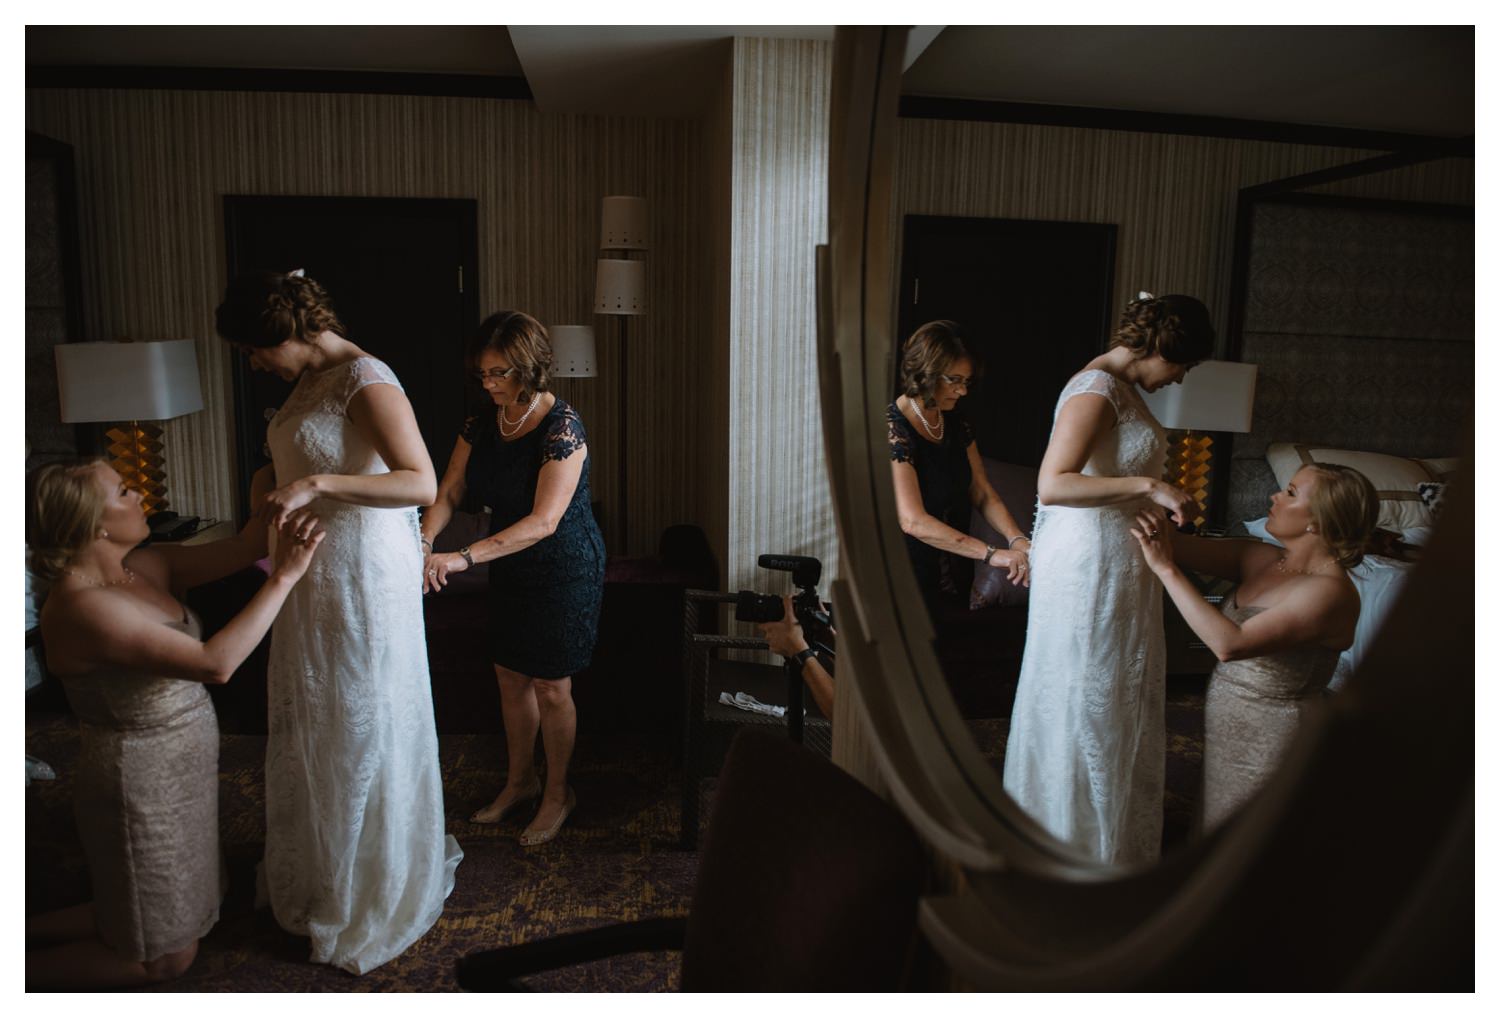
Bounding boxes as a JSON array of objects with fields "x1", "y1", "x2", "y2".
[{"x1": 1265, "y1": 443, "x2": 1454, "y2": 532}]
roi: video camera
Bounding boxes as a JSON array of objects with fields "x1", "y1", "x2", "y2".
[{"x1": 734, "y1": 554, "x2": 834, "y2": 661}]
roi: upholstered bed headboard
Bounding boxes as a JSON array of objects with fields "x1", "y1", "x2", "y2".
[{"x1": 1223, "y1": 195, "x2": 1473, "y2": 526}]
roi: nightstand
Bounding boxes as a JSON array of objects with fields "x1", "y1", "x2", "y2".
[{"x1": 178, "y1": 521, "x2": 236, "y2": 545}]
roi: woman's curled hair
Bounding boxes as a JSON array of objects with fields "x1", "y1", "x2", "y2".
[
  {"x1": 1111, "y1": 294, "x2": 1216, "y2": 365},
  {"x1": 215, "y1": 271, "x2": 346, "y2": 349},
  {"x1": 467, "y1": 311, "x2": 552, "y2": 397},
  {"x1": 27, "y1": 459, "x2": 107, "y2": 582},
  {"x1": 899, "y1": 320, "x2": 981, "y2": 408}
]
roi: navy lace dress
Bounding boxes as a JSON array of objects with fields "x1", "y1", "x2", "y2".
[
  {"x1": 886, "y1": 401, "x2": 975, "y2": 606},
  {"x1": 462, "y1": 398, "x2": 606, "y2": 679}
]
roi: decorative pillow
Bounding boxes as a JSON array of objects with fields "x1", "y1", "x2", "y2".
[
  {"x1": 1265, "y1": 443, "x2": 1455, "y2": 533},
  {"x1": 1417, "y1": 482, "x2": 1446, "y2": 518},
  {"x1": 970, "y1": 459, "x2": 1039, "y2": 609}
]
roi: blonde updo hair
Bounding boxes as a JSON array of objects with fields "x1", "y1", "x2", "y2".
[
  {"x1": 1111, "y1": 294, "x2": 1216, "y2": 365},
  {"x1": 215, "y1": 270, "x2": 346, "y2": 348},
  {"x1": 26, "y1": 459, "x2": 108, "y2": 582},
  {"x1": 1305, "y1": 463, "x2": 1380, "y2": 570}
]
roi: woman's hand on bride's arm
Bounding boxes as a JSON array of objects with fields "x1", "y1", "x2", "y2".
[
  {"x1": 1130, "y1": 508, "x2": 1177, "y2": 575},
  {"x1": 423, "y1": 551, "x2": 470, "y2": 594}
]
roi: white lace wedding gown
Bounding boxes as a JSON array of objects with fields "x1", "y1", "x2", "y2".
[
  {"x1": 1002, "y1": 369, "x2": 1168, "y2": 866},
  {"x1": 264, "y1": 356, "x2": 462, "y2": 974}
]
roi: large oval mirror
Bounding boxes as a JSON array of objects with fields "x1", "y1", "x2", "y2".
[{"x1": 823, "y1": 25, "x2": 1473, "y2": 985}]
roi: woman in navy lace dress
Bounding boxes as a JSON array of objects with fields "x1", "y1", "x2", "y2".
[
  {"x1": 887, "y1": 320, "x2": 1032, "y2": 611},
  {"x1": 420, "y1": 312, "x2": 605, "y2": 846}
]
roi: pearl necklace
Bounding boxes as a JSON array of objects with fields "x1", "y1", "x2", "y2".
[
  {"x1": 1276, "y1": 555, "x2": 1336, "y2": 577},
  {"x1": 908, "y1": 397, "x2": 944, "y2": 441},
  {"x1": 63, "y1": 565, "x2": 136, "y2": 588},
  {"x1": 498, "y1": 392, "x2": 542, "y2": 437}
]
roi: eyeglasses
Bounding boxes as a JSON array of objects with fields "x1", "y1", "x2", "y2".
[
  {"x1": 472, "y1": 366, "x2": 520, "y2": 384},
  {"x1": 938, "y1": 374, "x2": 972, "y2": 388}
]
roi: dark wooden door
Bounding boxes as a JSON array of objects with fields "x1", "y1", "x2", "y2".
[
  {"x1": 897, "y1": 215, "x2": 1117, "y2": 468},
  {"x1": 223, "y1": 196, "x2": 480, "y2": 516}
]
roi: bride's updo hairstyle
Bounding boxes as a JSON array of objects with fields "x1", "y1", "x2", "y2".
[
  {"x1": 215, "y1": 271, "x2": 346, "y2": 348},
  {"x1": 467, "y1": 311, "x2": 553, "y2": 398},
  {"x1": 899, "y1": 320, "x2": 982, "y2": 409},
  {"x1": 1111, "y1": 294, "x2": 1216, "y2": 365},
  {"x1": 26, "y1": 459, "x2": 107, "y2": 582},
  {"x1": 1305, "y1": 463, "x2": 1380, "y2": 570}
]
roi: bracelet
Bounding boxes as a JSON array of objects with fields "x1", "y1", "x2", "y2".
[
  {"x1": 1008, "y1": 535, "x2": 1030, "y2": 549},
  {"x1": 420, "y1": 537, "x2": 433, "y2": 552},
  {"x1": 791, "y1": 647, "x2": 817, "y2": 669}
]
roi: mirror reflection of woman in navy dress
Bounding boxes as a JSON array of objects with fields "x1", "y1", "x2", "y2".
[{"x1": 420, "y1": 312, "x2": 605, "y2": 846}]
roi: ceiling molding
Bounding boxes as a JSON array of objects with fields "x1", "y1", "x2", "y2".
[{"x1": 897, "y1": 96, "x2": 1474, "y2": 155}]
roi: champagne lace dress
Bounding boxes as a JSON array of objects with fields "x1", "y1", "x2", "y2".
[
  {"x1": 61, "y1": 606, "x2": 226, "y2": 961},
  {"x1": 1002, "y1": 369, "x2": 1169, "y2": 866},
  {"x1": 263, "y1": 356, "x2": 462, "y2": 975}
]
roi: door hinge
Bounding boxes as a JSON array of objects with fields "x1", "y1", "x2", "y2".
[{"x1": 458, "y1": 265, "x2": 464, "y2": 294}]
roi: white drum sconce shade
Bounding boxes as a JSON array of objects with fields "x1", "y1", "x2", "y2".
[
  {"x1": 594, "y1": 259, "x2": 645, "y2": 316},
  {"x1": 550, "y1": 326, "x2": 598, "y2": 378},
  {"x1": 600, "y1": 196, "x2": 648, "y2": 250}
]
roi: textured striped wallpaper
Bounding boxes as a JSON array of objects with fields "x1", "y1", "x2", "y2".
[
  {"x1": 724, "y1": 37, "x2": 837, "y2": 598},
  {"x1": 889, "y1": 119, "x2": 1473, "y2": 344},
  {"x1": 25, "y1": 88, "x2": 712, "y2": 557}
]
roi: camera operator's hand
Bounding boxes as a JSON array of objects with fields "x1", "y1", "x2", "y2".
[{"x1": 757, "y1": 595, "x2": 810, "y2": 658}]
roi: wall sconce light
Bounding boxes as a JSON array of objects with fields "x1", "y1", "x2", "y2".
[
  {"x1": 1139, "y1": 360, "x2": 1258, "y2": 528},
  {"x1": 55, "y1": 339, "x2": 205, "y2": 515},
  {"x1": 550, "y1": 326, "x2": 598, "y2": 378}
]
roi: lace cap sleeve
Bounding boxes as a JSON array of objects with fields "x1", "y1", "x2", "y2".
[
  {"x1": 542, "y1": 404, "x2": 587, "y2": 463},
  {"x1": 886, "y1": 403, "x2": 916, "y2": 464},
  {"x1": 1056, "y1": 369, "x2": 1122, "y2": 419},
  {"x1": 343, "y1": 356, "x2": 404, "y2": 410},
  {"x1": 459, "y1": 414, "x2": 480, "y2": 445}
]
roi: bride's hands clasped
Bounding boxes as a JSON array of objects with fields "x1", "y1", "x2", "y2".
[{"x1": 1129, "y1": 507, "x2": 1176, "y2": 575}]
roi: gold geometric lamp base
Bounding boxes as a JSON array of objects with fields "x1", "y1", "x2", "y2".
[
  {"x1": 106, "y1": 419, "x2": 170, "y2": 516},
  {"x1": 1164, "y1": 429, "x2": 1213, "y2": 529}
]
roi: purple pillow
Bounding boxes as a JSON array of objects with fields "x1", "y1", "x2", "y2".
[{"x1": 969, "y1": 459, "x2": 1038, "y2": 609}]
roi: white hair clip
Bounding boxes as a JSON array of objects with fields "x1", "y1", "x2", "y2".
[
  {"x1": 1137, "y1": 290, "x2": 1155, "y2": 301},
  {"x1": 289, "y1": 268, "x2": 306, "y2": 278}
]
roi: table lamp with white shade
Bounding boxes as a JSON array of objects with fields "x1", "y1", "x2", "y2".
[
  {"x1": 1139, "y1": 359, "x2": 1258, "y2": 528},
  {"x1": 55, "y1": 339, "x2": 204, "y2": 515}
]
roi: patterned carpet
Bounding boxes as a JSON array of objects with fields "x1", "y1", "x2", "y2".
[
  {"x1": 26, "y1": 677, "x2": 1206, "y2": 991},
  {"x1": 25, "y1": 715, "x2": 697, "y2": 991}
]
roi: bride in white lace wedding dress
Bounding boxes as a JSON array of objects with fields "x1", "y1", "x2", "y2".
[
  {"x1": 1002, "y1": 295, "x2": 1215, "y2": 866},
  {"x1": 218, "y1": 272, "x2": 461, "y2": 974}
]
